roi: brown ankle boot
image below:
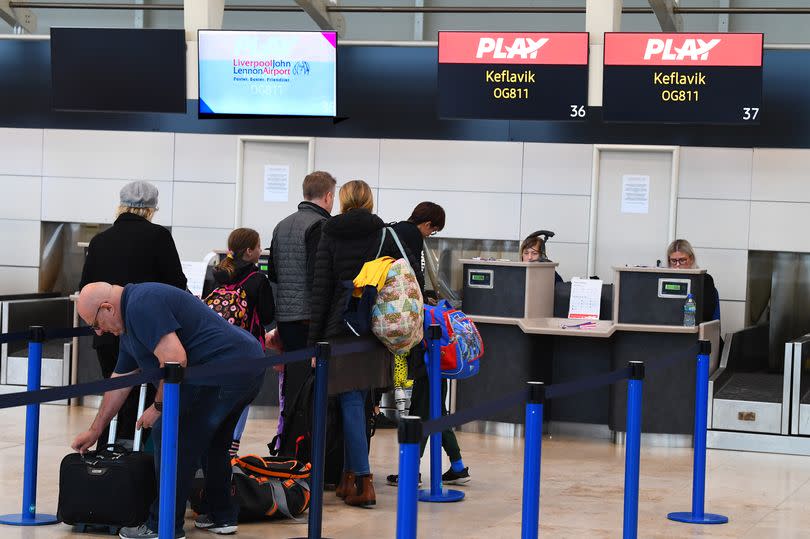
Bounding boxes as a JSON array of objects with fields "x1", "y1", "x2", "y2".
[
  {"x1": 344, "y1": 474, "x2": 376, "y2": 507},
  {"x1": 336, "y1": 471, "x2": 355, "y2": 499}
]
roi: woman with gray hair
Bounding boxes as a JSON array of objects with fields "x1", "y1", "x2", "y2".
[
  {"x1": 666, "y1": 239, "x2": 720, "y2": 322},
  {"x1": 79, "y1": 180, "x2": 187, "y2": 448}
]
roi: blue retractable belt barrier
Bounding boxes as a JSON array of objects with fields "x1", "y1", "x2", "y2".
[
  {"x1": 520, "y1": 382, "x2": 545, "y2": 539},
  {"x1": 158, "y1": 363, "x2": 183, "y2": 539},
  {"x1": 622, "y1": 362, "x2": 645, "y2": 539},
  {"x1": 418, "y1": 325, "x2": 464, "y2": 503},
  {"x1": 0, "y1": 327, "x2": 58, "y2": 526},
  {"x1": 396, "y1": 416, "x2": 422, "y2": 539},
  {"x1": 668, "y1": 340, "x2": 728, "y2": 525}
]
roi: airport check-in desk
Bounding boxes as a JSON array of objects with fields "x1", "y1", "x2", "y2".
[{"x1": 459, "y1": 260, "x2": 720, "y2": 445}]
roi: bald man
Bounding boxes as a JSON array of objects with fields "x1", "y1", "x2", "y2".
[{"x1": 73, "y1": 282, "x2": 264, "y2": 539}]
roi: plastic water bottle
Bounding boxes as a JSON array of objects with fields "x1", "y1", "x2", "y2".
[{"x1": 683, "y1": 294, "x2": 697, "y2": 327}]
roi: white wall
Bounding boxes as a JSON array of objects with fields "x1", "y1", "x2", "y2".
[{"x1": 4, "y1": 127, "x2": 809, "y2": 338}]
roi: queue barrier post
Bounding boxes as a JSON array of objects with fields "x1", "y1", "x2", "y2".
[
  {"x1": 395, "y1": 416, "x2": 422, "y2": 539},
  {"x1": 0, "y1": 326, "x2": 58, "y2": 526},
  {"x1": 157, "y1": 363, "x2": 183, "y2": 539},
  {"x1": 623, "y1": 361, "x2": 644, "y2": 539},
  {"x1": 294, "y1": 342, "x2": 331, "y2": 539},
  {"x1": 520, "y1": 382, "x2": 545, "y2": 539},
  {"x1": 667, "y1": 340, "x2": 728, "y2": 525},
  {"x1": 418, "y1": 325, "x2": 464, "y2": 503}
]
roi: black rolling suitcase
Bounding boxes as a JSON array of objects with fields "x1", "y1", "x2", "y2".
[{"x1": 57, "y1": 384, "x2": 156, "y2": 533}]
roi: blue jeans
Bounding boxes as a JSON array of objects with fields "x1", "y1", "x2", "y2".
[
  {"x1": 232, "y1": 405, "x2": 250, "y2": 442},
  {"x1": 147, "y1": 375, "x2": 263, "y2": 533},
  {"x1": 339, "y1": 390, "x2": 369, "y2": 475}
]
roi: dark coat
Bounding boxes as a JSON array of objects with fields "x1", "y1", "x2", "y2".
[
  {"x1": 79, "y1": 212, "x2": 187, "y2": 348},
  {"x1": 212, "y1": 260, "x2": 275, "y2": 342},
  {"x1": 309, "y1": 209, "x2": 418, "y2": 395}
]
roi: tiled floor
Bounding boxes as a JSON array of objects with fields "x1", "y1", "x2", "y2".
[{"x1": 1, "y1": 404, "x2": 810, "y2": 538}]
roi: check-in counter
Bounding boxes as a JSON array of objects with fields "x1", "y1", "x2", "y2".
[
  {"x1": 0, "y1": 294, "x2": 72, "y2": 404},
  {"x1": 457, "y1": 260, "x2": 720, "y2": 445}
]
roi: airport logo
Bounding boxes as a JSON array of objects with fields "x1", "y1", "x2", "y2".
[
  {"x1": 643, "y1": 38, "x2": 722, "y2": 61},
  {"x1": 476, "y1": 37, "x2": 549, "y2": 60}
]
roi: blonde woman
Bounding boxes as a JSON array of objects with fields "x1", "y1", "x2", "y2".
[
  {"x1": 308, "y1": 180, "x2": 419, "y2": 507},
  {"x1": 666, "y1": 239, "x2": 720, "y2": 321}
]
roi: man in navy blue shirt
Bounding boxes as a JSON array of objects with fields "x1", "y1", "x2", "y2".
[{"x1": 73, "y1": 282, "x2": 265, "y2": 539}]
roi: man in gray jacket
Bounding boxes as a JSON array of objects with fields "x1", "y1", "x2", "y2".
[{"x1": 267, "y1": 171, "x2": 335, "y2": 415}]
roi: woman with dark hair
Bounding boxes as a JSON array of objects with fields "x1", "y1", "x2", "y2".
[
  {"x1": 208, "y1": 227, "x2": 275, "y2": 456},
  {"x1": 386, "y1": 202, "x2": 471, "y2": 487}
]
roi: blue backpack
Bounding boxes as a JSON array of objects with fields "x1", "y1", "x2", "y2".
[{"x1": 423, "y1": 300, "x2": 483, "y2": 379}]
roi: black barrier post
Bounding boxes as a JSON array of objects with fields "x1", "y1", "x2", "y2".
[
  {"x1": 623, "y1": 361, "x2": 644, "y2": 539},
  {"x1": 667, "y1": 340, "x2": 728, "y2": 525},
  {"x1": 396, "y1": 416, "x2": 422, "y2": 539},
  {"x1": 158, "y1": 363, "x2": 183, "y2": 539},
  {"x1": 520, "y1": 382, "x2": 545, "y2": 539},
  {"x1": 418, "y1": 324, "x2": 464, "y2": 503},
  {"x1": 295, "y1": 342, "x2": 330, "y2": 539},
  {"x1": 0, "y1": 326, "x2": 58, "y2": 526}
]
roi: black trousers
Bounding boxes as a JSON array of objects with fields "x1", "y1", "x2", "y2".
[
  {"x1": 95, "y1": 337, "x2": 156, "y2": 447},
  {"x1": 409, "y1": 375, "x2": 462, "y2": 462},
  {"x1": 277, "y1": 321, "x2": 311, "y2": 404}
]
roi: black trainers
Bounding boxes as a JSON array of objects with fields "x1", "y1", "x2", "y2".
[
  {"x1": 386, "y1": 473, "x2": 422, "y2": 486},
  {"x1": 373, "y1": 411, "x2": 398, "y2": 429},
  {"x1": 442, "y1": 467, "x2": 471, "y2": 485}
]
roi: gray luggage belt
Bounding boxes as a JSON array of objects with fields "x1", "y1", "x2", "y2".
[{"x1": 231, "y1": 466, "x2": 310, "y2": 522}]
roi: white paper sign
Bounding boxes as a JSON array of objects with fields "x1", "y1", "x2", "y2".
[
  {"x1": 263, "y1": 164, "x2": 290, "y2": 202},
  {"x1": 621, "y1": 175, "x2": 650, "y2": 214},
  {"x1": 182, "y1": 261, "x2": 208, "y2": 298},
  {"x1": 568, "y1": 277, "x2": 603, "y2": 320}
]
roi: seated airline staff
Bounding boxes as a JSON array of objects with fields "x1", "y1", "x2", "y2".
[{"x1": 666, "y1": 238, "x2": 721, "y2": 322}]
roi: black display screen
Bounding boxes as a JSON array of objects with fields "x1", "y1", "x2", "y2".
[
  {"x1": 438, "y1": 32, "x2": 589, "y2": 121},
  {"x1": 602, "y1": 33, "x2": 763, "y2": 125},
  {"x1": 50, "y1": 28, "x2": 187, "y2": 113}
]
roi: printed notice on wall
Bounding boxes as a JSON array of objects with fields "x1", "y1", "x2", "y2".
[
  {"x1": 568, "y1": 277, "x2": 603, "y2": 319},
  {"x1": 621, "y1": 175, "x2": 650, "y2": 214},
  {"x1": 264, "y1": 165, "x2": 290, "y2": 202}
]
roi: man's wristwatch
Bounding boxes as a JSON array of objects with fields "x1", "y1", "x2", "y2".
[{"x1": 153, "y1": 401, "x2": 163, "y2": 412}]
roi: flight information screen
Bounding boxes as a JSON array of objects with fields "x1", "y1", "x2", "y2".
[
  {"x1": 438, "y1": 32, "x2": 589, "y2": 121},
  {"x1": 602, "y1": 33, "x2": 763, "y2": 124}
]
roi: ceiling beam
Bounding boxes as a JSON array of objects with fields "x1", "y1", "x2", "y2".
[
  {"x1": 295, "y1": 0, "x2": 345, "y2": 37},
  {"x1": 0, "y1": 0, "x2": 36, "y2": 32},
  {"x1": 648, "y1": 0, "x2": 683, "y2": 32}
]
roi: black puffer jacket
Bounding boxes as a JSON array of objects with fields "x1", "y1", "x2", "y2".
[
  {"x1": 309, "y1": 209, "x2": 418, "y2": 394},
  {"x1": 211, "y1": 260, "x2": 275, "y2": 343}
]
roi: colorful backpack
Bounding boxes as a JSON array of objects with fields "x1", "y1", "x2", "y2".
[
  {"x1": 370, "y1": 227, "x2": 424, "y2": 355},
  {"x1": 204, "y1": 271, "x2": 262, "y2": 344},
  {"x1": 423, "y1": 300, "x2": 484, "y2": 379}
]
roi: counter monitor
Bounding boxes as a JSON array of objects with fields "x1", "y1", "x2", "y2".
[
  {"x1": 438, "y1": 32, "x2": 589, "y2": 121},
  {"x1": 657, "y1": 278, "x2": 691, "y2": 299},
  {"x1": 467, "y1": 269, "x2": 494, "y2": 289},
  {"x1": 602, "y1": 32, "x2": 763, "y2": 124}
]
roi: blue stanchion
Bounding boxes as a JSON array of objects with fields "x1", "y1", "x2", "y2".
[
  {"x1": 0, "y1": 326, "x2": 58, "y2": 526},
  {"x1": 158, "y1": 363, "x2": 183, "y2": 539},
  {"x1": 303, "y1": 342, "x2": 330, "y2": 539},
  {"x1": 623, "y1": 361, "x2": 644, "y2": 539},
  {"x1": 418, "y1": 324, "x2": 464, "y2": 504},
  {"x1": 396, "y1": 416, "x2": 422, "y2": 539},
  {"x1": 520, "y1": 382, "x2": 545, "y2": 539},
  {"x1": 667, "y1": 340, "x2": 728, "y2": 525}
]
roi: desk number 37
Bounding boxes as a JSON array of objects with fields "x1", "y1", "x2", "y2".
[{"x1": 742, "y1": 107, "x2": 759, "y2": 120}]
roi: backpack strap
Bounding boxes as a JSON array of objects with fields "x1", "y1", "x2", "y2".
[
  {"x1": 385, "y1": 227, "x2": 412, "y2": 270},
  {"x1": 375, "y1": 227, "x2": 388, "y2": 259},
  {"x1": 236, "y1": 271, "x2": 259, "y2": 288}
]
